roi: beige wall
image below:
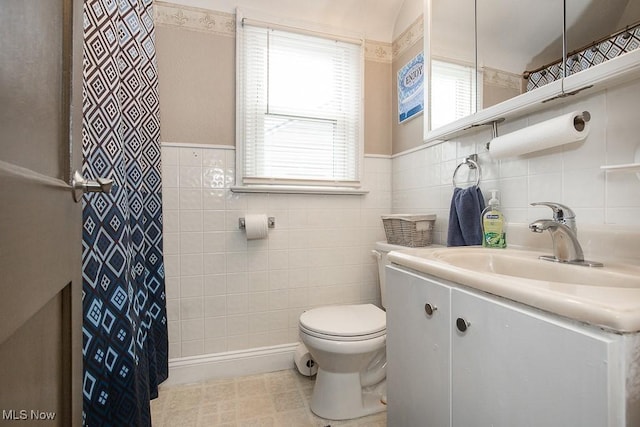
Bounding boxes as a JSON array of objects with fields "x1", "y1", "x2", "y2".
[
  {"x1": 390, "y1": 1, "x2": 425, "y2": 155},
  {"x1": 155, "y1": 3, "x2": 393, "y2": 155},
  {"x1": 364, "y1": 59, "x2": 392, "y2": 155},
  {"x1": 483, "y1": 82, "x2": 521, "y2": 110},
  {"x1": 482, "y1": 68, "x2": 524, "y2": 110},
  {"x1": 156, "y1": 26, "x2": 235, "y2": 145}
]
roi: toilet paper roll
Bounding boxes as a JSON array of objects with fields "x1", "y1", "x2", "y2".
[
  {"x1": 294, "y1": 343, "x2": 318, "y2": 377},
  {"x1": 244, "y1": 214, "x2": 269, "y2": 240},
  {"x1": 489, "y1": 110, "x2": 590, "y2": 160}
]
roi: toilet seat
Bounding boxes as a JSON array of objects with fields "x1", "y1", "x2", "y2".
[{"x1": 299, "y1": 304, "x2": 386, "y2": 342}]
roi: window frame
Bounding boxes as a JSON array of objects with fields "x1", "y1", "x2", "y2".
[{"x1": 234, "y1": 11, "x2": 366, "y2": 194}]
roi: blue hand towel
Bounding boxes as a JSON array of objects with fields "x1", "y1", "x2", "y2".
[{"x1": 447, "y1": 185, "x2": 486, "y2": 246}]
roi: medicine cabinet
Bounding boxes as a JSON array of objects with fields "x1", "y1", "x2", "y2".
[{"x1": 424, "y1": 0, "x2": 640, "y2": 143}]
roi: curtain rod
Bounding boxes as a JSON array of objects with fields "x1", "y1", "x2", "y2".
[{"x1": 241, "y1": 17, "x2": 363, "y2": 46}]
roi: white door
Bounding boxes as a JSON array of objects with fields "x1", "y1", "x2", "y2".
[{"x1": 0, "y1": 0, "x2": 83, "y2": 425}]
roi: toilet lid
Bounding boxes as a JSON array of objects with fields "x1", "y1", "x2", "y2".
[{"x1": 299, "y1": 304, "x2": 386, "y2": 339}]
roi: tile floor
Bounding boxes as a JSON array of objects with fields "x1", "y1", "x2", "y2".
[{"x1": 150, "y1": 369, "x2": 387, "y2": 427}]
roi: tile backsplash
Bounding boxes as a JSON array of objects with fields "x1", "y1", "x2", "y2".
[
  {"x1": 393, "y1": 77, "x2": 640, "y2": 246},
  {"x1": 162, "y1": 145, "x2": 391, "y2": 359}
]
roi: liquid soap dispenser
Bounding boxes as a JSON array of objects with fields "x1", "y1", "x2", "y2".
[{"x1": 481, "y1": 189, "x2": 506, "y2": 248}]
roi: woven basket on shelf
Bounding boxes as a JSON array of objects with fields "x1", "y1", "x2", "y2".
[{"x1": 381, "y1": 214, "x2": 436, "y2": 247}]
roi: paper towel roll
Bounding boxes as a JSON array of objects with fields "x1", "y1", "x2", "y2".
[
  {"x1": 244, "y1": 214, "x2": 268, "y2": 240},
  {"x1": 489, "y1": 111, "x2": 590, "y2": 160},
  {"x1": 294, "y1": 343, "x2": 318, "y2": 377}
]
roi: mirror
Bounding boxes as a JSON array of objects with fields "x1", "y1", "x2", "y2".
[
  {"x1": 476, "y1": 0, "x2": 563, "y2": 108},
  {"x1": 426, "y1": 0, "x2": 640, "y2": 136},
  {"x1": 565, "y1": 0, "x2": 640, "y2": 78},
  {"x1": 428, "y1": 0, "x2": 476, "y2": 130}
]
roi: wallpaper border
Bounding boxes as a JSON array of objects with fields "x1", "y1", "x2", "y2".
[
  {"x1": 154, "y1": 2, "x2": 418, "y2": 63},
  {"x1": 154, "y1": 1, "x2": 236, "y2": 37},
  {"x1": 392, "y1": 15, "x2": 424, "y2": 60}
]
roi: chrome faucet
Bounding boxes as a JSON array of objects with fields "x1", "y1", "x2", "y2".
[
  {"x1": 529, "y1": 202, "x2": 603, "y2": 267},
  {"x1": 530, "y1": 201, "x2": 577, "y2": 233}
]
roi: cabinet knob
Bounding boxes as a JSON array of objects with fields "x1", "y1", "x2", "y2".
[
  {"x1": 456, "y1": 317, "x2": 470, "y2": 332},
  {"x1": 424, "y1": 303, "x2": 437, "y2": 316}
]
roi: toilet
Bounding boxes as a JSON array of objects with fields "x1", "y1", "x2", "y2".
[{"x1": 298, "y1": 241, "x2": 405, "y2": 420}]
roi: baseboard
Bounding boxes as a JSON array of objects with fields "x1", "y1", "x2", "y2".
[{"x1": 162, "y1": 343, "x2": 298, "y2": 386}]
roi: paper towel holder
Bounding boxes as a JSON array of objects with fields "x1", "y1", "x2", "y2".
[
  {"x1": 238, "y1": 216, "x2": 275, "y2": 230},
  {"x1": 485, "y1": 111, "x2": 591, "y2": 151},
  {"x1": 473, "y1": 117, "x2": 505, "y2": 139},
  {"x1": 573, "y1": 111, "x2": 591, "y2": 131}
]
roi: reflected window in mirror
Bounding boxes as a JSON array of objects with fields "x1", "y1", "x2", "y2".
[{"x1": 431, "y1": 59, "x2": 477, "y2": 130}]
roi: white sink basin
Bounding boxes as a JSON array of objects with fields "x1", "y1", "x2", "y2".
[
  {"x1": 388, "y1": 246, "x2": 640, "y2": 332},
  {"x1": 429, "y1": 248, "x2": 640, "y2": 288}
]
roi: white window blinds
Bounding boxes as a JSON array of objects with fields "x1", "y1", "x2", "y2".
[
  {"x1": 237, "y1": 19, "x2": 363, "y2": 187},
  {"x1": 430, "y1": 59, "x2": 477, "y2": 130}
]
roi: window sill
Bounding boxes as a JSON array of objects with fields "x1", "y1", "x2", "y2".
[{"x1": 229, "y1": 185, "x2": 369, "y2": 195}]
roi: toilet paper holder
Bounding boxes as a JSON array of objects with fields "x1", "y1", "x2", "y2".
[{"x1": 238, "y1": 216, "x2": 276, "y2": 230}]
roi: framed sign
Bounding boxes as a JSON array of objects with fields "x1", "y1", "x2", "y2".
[{"x1": 397, "y1": 52, "x2": 425, "y2": 123}]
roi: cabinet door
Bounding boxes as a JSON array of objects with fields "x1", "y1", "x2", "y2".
[
  {"x1": 386, "y1": 266, "x2": 451, "y2": 427},
  {"x1": 451, "y1": 288, "x2": 618, "y2": 427}
]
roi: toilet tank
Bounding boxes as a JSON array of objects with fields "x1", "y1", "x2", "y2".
[{"x1": 373, "y1": 241, "x2": 409, "y2": 309}]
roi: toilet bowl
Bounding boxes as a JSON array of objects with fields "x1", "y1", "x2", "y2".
[
  {"x1": 297, "y1": 241, "x2": 406, "y2": 420},
  {"x1": 299, "y1": 303, "x2": 387, "y2": 420}
]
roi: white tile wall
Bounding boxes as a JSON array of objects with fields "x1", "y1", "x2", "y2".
[
  {"x1": 162, "y1": 146, "x2": 391, "y2": 359},
  {"x1": 393, "y1": 77, "x2": 640, "y2": 245},
  {"x1": 162, "y1": 80, "x2": 640, "y2": 359}
]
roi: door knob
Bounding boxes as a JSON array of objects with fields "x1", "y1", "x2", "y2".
[{"x1": 72, "y1": 170, "x2": 113, "y2": 202}]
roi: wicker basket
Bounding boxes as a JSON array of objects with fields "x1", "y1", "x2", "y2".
[{"x1": 381, "y1": 214, "x2": 436, "y2": 247}]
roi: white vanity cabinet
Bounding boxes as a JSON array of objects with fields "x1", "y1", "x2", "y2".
[{"x1": 386, "y1": 265, "x2": 633, "y2": 427}]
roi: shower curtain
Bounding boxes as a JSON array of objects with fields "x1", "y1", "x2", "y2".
[{"x1": 81, "y1": 0, "x2": 167, "y2": 425}]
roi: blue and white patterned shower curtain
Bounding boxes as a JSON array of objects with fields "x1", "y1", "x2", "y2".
[{"x1": 81, "y1": 0, "x2": 167, "y2": 425}]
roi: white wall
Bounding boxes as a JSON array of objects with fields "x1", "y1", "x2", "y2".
[
  {"x1": 392, "y1": 0, "x2": 423, "y2": 40},
  {"x1": 161, "y1": 145, "x2": 391, "y2": 358},
  {"x1": 393, "y1": 77, "x2": 640, "y2": 245}
]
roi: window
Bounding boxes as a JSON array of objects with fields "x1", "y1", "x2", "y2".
[
  {"x1": 236, "y1": 16, "x2": 363, "y2": 190},
  {"x1": 430, "y1": 59, "x2": 477, "y2": 130}
]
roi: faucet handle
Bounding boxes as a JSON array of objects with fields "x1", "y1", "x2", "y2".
[
  {"x1": 530, "y1": 202, "x2": 575, "y2": 221},
  {"x1": 530, "y1": 202, "x2": 576, "y2": 233}
]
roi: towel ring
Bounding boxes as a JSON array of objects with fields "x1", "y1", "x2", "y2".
[{"x1": 452, "y1": 155, "x2": 481, "y2": 188}]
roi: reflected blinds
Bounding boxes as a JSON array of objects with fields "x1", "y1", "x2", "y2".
[{"x1": 431, "y1": 59, "x2": 476, "y2": 130}]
